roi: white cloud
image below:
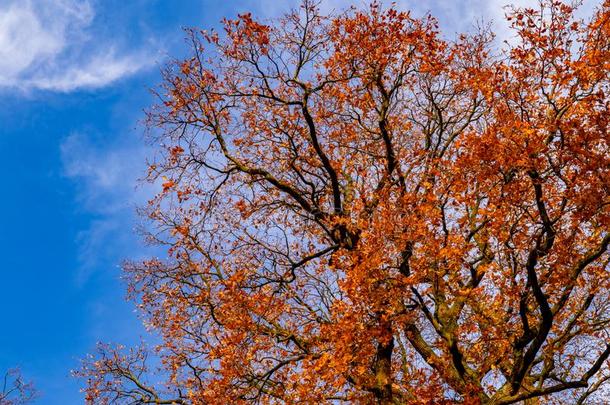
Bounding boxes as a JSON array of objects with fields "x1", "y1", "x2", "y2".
[
  {"x1": 60, "y1": 133, "x2": 146, "y2": 211},
  {"x1": 0, "y1": 0, "x2": 153, "y2": 92},
  {"x1": 61, "y1": 132, "x2": 156, "y2": 284},
  {"x1": 27, "y1": 50, "x2": 152, "y2": 92}
]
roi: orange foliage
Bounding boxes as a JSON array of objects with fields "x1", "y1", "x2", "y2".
[{"x1": 76, "y1": 1, "x2": 610, "y2": 403}]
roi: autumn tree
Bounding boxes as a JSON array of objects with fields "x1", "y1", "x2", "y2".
[
  {"x1": 77, "y1": 0, "x2": 610, "y2": 403},
  {"x1": 1, "y1": 369, "x2": 36, "y2": 405}
]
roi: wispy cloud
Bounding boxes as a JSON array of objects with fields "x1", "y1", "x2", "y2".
[
  {"x1": 24, "y1": 50, "x2": 153, "y2": 92},
  {"x1": 61, "y1": 132, "x2": 156, "y2": 284},
  {"x1": 0, "y1": 0, "x2": 154, "y2": 92},
  {"x1": 61, "y1": 133, "x2": 151, "y2": 212}
]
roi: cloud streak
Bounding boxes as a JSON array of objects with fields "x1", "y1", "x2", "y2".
[
  {"x1": 0, "y1": 0, "x2": 154, "y2": 92},
  {"x1": 61, "y1": 132, "x2": 156, "y2": 284}
]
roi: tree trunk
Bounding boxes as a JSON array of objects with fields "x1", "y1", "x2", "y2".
[{"x1": 374, "y1": 331, "x2": 394, "y2": 404}]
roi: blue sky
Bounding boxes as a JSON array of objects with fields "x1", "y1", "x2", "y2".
[{"x1": 0, "y1": 0, "x2": 599, "y2": 403}]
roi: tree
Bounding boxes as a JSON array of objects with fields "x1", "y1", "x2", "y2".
[
  {"x1": 1, "y1": 369, "x2": 36, "y2": 405},
  {"x1": 76, "y1": 0, "x2": 610, "y2": 403}
]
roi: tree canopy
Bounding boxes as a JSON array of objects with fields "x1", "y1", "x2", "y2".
[{"x1": 77, "y1": 1, "x2": 610, "y2": 403}]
